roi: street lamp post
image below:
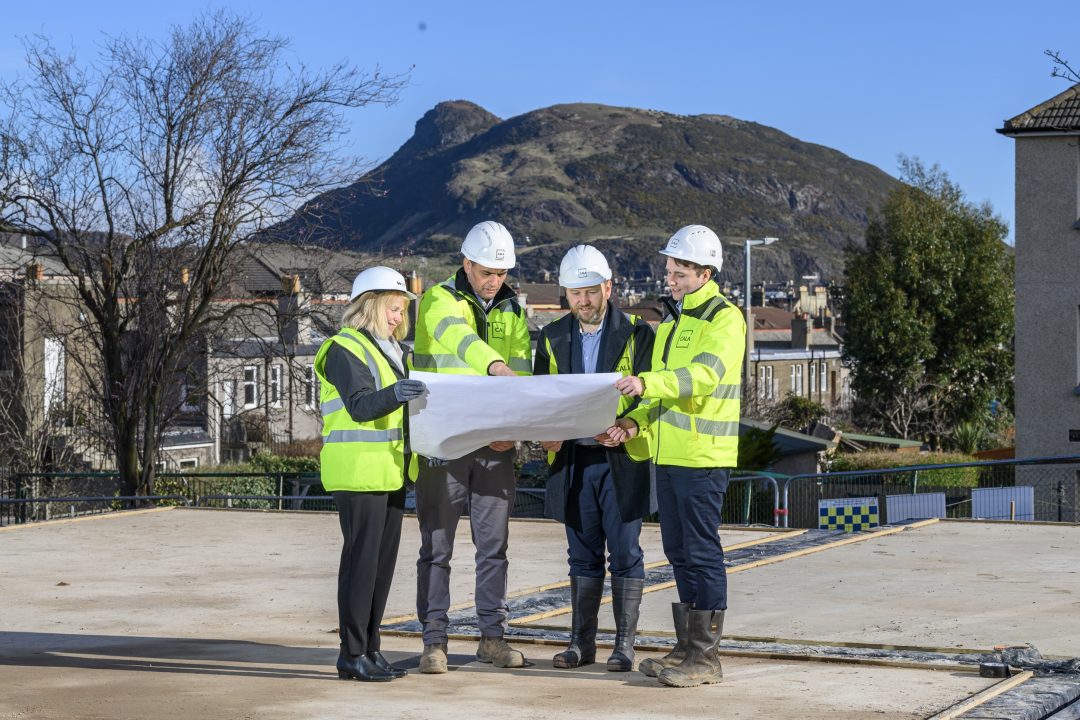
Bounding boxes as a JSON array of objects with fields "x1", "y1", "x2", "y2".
[{"x1": 743, "y1": 237, "x2": 779, "y2": 388}]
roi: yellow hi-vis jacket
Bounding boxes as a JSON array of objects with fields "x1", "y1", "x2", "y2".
[
  {"x1": 412, "y1": 268, "x2": 532, "y2": 376},
  {"x1": 314, "y1": 328, "x2": 412, "y2": 492},
  {"x1": 627, "y1": 280, "x2": 745, "y2": 468}
]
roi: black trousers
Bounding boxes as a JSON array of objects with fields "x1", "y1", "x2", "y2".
[{"x1": 333, "y1": 488, "x2": 406, "y2": 656}]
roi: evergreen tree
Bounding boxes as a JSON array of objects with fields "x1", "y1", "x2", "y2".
[{"x1": 842, "y1": 158, "x2": 1013, "y2": 444}]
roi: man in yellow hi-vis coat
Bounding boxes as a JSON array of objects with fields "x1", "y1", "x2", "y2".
[
  {"x1": 411, "y1": 221, "x2": 532, "y2": 674},
  {"x1": 605, "y1": 225, "x2": 745, "y2": 688}
]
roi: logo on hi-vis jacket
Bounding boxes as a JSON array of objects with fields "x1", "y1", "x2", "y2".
[
  {"x1": 676, "y1": 330, "x2": 694, "y2": 348},
  {"x1": 616, "y1": 357, "x2": 632, "y2": 373},
  {"x1": 490, "y1": 321, "x2": 505, "y2": 339}
]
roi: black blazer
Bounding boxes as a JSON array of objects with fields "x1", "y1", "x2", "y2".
[{"x1": 533, "y1": 301, "x2": 656, "y2": 526}]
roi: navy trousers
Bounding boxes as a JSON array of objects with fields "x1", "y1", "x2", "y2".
[
  {"x1": 654, "y1": 465, "x2": 729, "y2": 610},
  {"x1": 564, "y1": 447, "x2": 644, "y2": 579}
]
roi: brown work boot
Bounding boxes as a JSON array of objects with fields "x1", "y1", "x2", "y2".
[
  {"x1": 639, "y1": 602, "x2": 691, "y2": 677},
  {"x1": 418, "y1": 643, "x2": 448, "y2": 674},
  {"x1": 658, "y1": 610, "x2": 725, "y2": 687},
  {"x1": 476, "y1": 635, "x2": 526, "y2": 668}
]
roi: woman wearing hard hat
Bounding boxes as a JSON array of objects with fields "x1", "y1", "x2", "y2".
[{"x1": 313, "y1": 266, "x2": 426, "y2": 682}]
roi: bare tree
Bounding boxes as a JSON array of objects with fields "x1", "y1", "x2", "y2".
[
  {"x1": 1046, "y1": 50, "x2": 1080, "y2": 82},
  {"x1": 0, "y1": 11, "x2": 405, "y2": 497}
]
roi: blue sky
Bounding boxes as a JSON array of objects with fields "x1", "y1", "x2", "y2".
[{"x1": 3, "y1": 1, "x2": 1076, "y2": 243}]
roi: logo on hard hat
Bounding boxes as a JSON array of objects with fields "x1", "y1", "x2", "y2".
[
  {"x1": 577, "y1": 268, "x2": 588, "y2": 278},
  {"x1": 669, "y1": 239, "x2": 680, "y2": 249},
  {"x1": 495, "y1": 249, "x2": 505, "y2": 260}
]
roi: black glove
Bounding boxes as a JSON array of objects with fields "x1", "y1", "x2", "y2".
[{"x1": 393, "y1": 378, "x2": 427, "y2": 402}]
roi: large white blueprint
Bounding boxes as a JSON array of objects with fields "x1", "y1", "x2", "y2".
[{"x1": 407, "y1": 371, "x2": 621, "y2": 460}]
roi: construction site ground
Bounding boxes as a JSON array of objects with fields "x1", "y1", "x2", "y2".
[{"x1": 1, "y1": 507, "x2": 1078, "y2": 719}]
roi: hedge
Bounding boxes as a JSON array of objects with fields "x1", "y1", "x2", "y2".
[{"x1": 827, "y1": 451, "x2": 980, "y2": 488}]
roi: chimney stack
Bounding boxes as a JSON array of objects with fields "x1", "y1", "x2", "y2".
[
  {"x1": 791, "y1": 312, "x2": 812, "y2": 350},
  {"x1": 281, "y1": 274, "x2": 301, "y2": 295}
]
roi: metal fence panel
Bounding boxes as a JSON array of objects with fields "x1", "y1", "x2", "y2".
[
  {"x1": 781, "y1": 456, "x2": 1080, "y2": 528},
  {"x1": 886, "y1": 493, "x2": 946, "y2": 524},
  {"x1": 972, "y1": 486, "x2": 1035, "y2": 521}
]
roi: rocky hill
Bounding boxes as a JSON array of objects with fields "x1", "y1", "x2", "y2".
[{"x1": 266, "y1": 100, "x2": 899, "y2": 284}]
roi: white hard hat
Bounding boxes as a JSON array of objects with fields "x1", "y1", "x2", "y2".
[
  {"x1": 660, "y1": 225, "x2": 723, "y2": 273},
  {"x1": 350, "y1": 266, "x2": 416, "y2": 302},
  {"x1": 461, "y1": 221, "x2": 516, "y2": 270},
  {"x1": 559, "y1": 245, "x2": 612, "y2": 288}
]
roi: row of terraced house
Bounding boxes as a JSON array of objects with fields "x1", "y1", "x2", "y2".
[{"x1": 1, "y1": 237, "x2": 851, "y2": 474}]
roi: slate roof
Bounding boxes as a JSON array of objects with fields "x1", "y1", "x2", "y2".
[
  {"x1": 517, "y1": 283, "x2": 564, "y2": 308},
  {"x1": 740, "y1": 418, "x2": 835, "y2": 456},
  {"x1": 999, "y1": 83, "x2": 1080, "y2": 135}
]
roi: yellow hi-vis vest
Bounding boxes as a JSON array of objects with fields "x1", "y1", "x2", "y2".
[
  {"x1": 314, "y1": 328, "x2": 413, "y2": 492},
  {"x1": 539, "y1": 314, "x2": 651, "y2": 463},
  {"x1": 627, "y1": 281, "x2": 745, "y2": 468},
  {"x1": 411, "y1": 273, "x2": 532, "y2": 376}
]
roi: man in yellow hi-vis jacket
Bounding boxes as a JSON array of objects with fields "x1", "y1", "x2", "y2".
[
  {"x1": 604, "y1": 224, "x2": 745, "y2": 688},
  {"x1": 411, "y1": 221, "x2": 532, "y2": 674}
]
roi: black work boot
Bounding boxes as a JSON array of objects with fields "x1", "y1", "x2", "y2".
[
  {"x1": 639, "y1": 602, "x2": 691, "y2": 677},
  {"x1": 606, "y1": 576, "x2": 644, "y2": 672},
  {"x1": 658, "y1": 609, "x2": 725, "y2": 687},
  {"x1": 552, "y1": 575, "x2": 604, "y2": 669}
]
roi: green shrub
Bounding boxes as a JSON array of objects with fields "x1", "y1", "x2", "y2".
[
  {"x1": 828, "y1": 451, "x2": 979, "y2": 488},
  {"x1": 249, "y1": 452, "x2": 320, "y2": 474},
  {"x1": 738, "y1": 424, "x2": 782, "y2": 471}
]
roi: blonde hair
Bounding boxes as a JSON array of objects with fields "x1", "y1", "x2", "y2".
[{"x1": 342, "y1": 290, "x2": 411, "y2": 341}]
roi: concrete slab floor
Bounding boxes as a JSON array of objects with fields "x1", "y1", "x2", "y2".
[
  {"x1": 0, "y1": 508, "x2": 1065, "y2": 719},
  {"x1": 525, "y1": 521, "x2": 1080, "y2": 658}
]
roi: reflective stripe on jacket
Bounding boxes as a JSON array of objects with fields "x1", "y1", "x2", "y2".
[
  {"x1": 314, "y1": 328, "x2": 409, "y2": 492},
  {"x1": 628, "y1": 281, "x2": 745, "y2": 468},
  {"x1": 412, "y1": 269, "x2": 532, "y2": 376}
]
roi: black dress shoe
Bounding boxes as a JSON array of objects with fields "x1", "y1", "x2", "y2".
[
  {"x1": 367, "y1": 651, "x2": 408, "y2": 678},
  {"x1": 336, "y1": 653, "x2": 394, "y2": 682}
]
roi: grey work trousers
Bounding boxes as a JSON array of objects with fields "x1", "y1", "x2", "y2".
[{"x1": 415, "y1": 445, "x2": 516, "y2": 645}]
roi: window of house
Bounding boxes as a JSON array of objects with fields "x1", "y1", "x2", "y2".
[
  {"x1": 790, "y1": 365, "x2": 796, "y2": 394},
  {"x1": 43, "y1": 337, "x2": 65, "y2": 419},
  {"x1": 809, "y1": 362, "x2": 817, "y2": 395},
  {"x1": 758, "y1": 367, "x2": 767, "y2": 399},
  {"x1": 820, "y1": 361, "x2": 828, "y2": 393},
  {"x1": 1076, "y1": 305, "x2": 1080, "y2": 390},
  {"x1": 270, "y1": 365, "x2": 282, "y2": 408},
  {"x1": 222, "y1": 379, "x2": 236, "y2": 419},
  {"x1": 765, "y1": 365, "x2": 774, "y2": 400},
  {"x1": 179, "y1": 381, "x2": 199, "y2": 412},
  {"x1": 243, "y1": 366, "x2": 259, "y2": 408},
  {"x1": 178, "y1": 458, "x2": 199, "y2": 470},
  {"x1": 795, "y1": 365, "x2": 804, "y2": 396},
  {"x1": 305, "y1": 364, "x2": 316, "y2": 406}
]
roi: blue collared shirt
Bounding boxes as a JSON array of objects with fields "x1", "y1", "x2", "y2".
[{"x1": 580, "y1": 320, "x2": 603, "y2": 374}]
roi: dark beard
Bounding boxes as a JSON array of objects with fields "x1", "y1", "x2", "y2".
[{"x1": 572, "y1": 303, "x2": 605, "y2": 326}]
